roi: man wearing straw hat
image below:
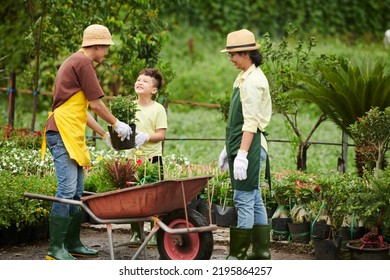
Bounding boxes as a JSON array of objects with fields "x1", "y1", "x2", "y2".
[
  {"x1": 41, "y1": 24, "x2": 132, "y2": 260},
  {"x1": 218, "y1": 29, "x2": 272, "y2": 260}
]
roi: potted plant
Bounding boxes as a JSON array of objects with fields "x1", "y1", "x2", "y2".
[
  {"x1": 311, "y1": 171, "x2": 363, "y2": 259},
  {"x1": 107, "y1": 95, "x2": 138, "y2": 150},
  {"x1": 270, "y1": 170, "x2": 294, "y2": 241},
  {"x1": 338, "y1": 214, "x2": 365, "y2": 246},
  {"x1": 208, "y1": 170, "x2": 236, "y2": 227},
  {"x1": 343, "y1": 107, "x2": 390, "y2": 259},
  {"x1": 286, "y1": 172, "x2": 318, "y2": 244},
  {"x1": 345, "y1": 167, "x2": 390, "y2": 259}
]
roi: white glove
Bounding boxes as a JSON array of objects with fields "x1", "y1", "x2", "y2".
[
  {"x1": 102, "y1": 132, "x2": 113, "y2": 149},
  {"x1": 112, "y1": 119, "x2": 132, "y2": 141},
  {"x1": 135, "y1": 132, "x2": 149, "y2": 149},
  {"x1": 218, "y1": 147, "x2": 229, "y2": 171},
  {"x1": 234, "y1": 150, "x2": 248, "y2": 180}
]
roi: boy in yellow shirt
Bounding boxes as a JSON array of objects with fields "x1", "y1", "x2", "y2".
[
  {"x1": 133, "y1": 68, "x2": 167, "y2": 175},
  {"x1": 130, "y1": 68, "x2": 167, "y2": 245}
]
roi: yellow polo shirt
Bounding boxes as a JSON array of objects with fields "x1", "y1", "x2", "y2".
[{"x1": 233, "y1": 64, "x2": 272, "y2": 152}]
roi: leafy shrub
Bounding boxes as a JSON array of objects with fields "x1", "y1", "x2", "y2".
[
  {"x1": 352, "y1": 167, "x2": 390, "y2": 236},
  {"x1": 314, "y1": 171, "x2": 364, "y2": 236},
  {"x1": 0, "y1": 170, "x2": 56, "y2": 230},
  {"x1": 348, "y1": 107, "x2": 390, "y2": 172}
]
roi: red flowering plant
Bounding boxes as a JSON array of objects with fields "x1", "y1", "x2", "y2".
[
  {"x1": 1, "y1": 124, "x2": 42, "y2": 149},
  {"x1": 289, "y1": 172, "x2": 319, "y2": 224},
  {"x1": 270, "y1": 170, "x2": 318, "y2": 220}
]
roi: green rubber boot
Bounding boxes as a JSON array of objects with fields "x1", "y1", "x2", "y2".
[
  {"x1": 247, "y1": 224, "x2": 271, "y2": 260},
  {"x1": 129, "y1": 222, "x2": 142, "y2": 245},
  {"x1": 226, "y1": 227, "x2": 252, "y2": 260},
  {"x1": 146, "y1": 222, "x2": 157, "y2": 247},
  {"x1": 66, "y1": 212, "x2": 98, "y2": 257},
  {"x1": 46, "y1": 216, "x2": 76, "y2": 260}
]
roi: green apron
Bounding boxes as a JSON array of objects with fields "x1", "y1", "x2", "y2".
[{"x1": 226, "y1": 87, "x2": 261, "y2": 191}]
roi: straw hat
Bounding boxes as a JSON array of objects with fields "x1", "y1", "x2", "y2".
[
  {"x1": 220, "y1": 29, "x2": 260, "y2": 53},
  {"x1": 81, "y1": 24, "x2": 115, "y2": 47}
]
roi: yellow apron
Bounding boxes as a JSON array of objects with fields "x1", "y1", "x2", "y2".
[{"x1": 41, "y1": 91, "x2": 90, "y2": 167}]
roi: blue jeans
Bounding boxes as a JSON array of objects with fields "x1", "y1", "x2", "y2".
[
  {"x1": 233, "y1": 147, "x2": 268, "y2": 229},
  {"x1": 46, "y1": 132, "x2": 83, "y2": 217}
]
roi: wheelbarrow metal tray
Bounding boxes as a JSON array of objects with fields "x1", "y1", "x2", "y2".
[{"x1": 81, "y1": 175, "x2": 213, "y2": 219}]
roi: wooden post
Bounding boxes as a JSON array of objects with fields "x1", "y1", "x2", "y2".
[
  {"x1": 30, "y1": 90, "x2": 38, "y2": 131},
  {"x1": 7, "y1": 72, "x2": 16, "y2": 128}
]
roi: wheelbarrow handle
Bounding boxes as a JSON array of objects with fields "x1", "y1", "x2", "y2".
[{"x1": 24, "y1": 192, "x2": 83, "y2": 207}]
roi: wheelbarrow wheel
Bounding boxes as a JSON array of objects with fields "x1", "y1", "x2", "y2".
[{"x1": 157, "y1": 208, "x2": 213, "y2": 260}]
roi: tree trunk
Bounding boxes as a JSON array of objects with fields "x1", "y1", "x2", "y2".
[
  {"x1": 297, "y1": 141, "x2": 309, "y2": 171},
  {"x1": 295, "y1": 114, "x2": 327, "y2": 171}
]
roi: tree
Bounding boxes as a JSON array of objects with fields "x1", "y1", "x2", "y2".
[
  {"x1": 260, "y1": 25, "x2": 330, "y2": 171},
  {"x1": 1, "y1": 0, "x2": 174, "y2": 130},
  {"x1": 348, "y1": 107, "x2": 390, "y2": 171},
  {"x1": 290, "y1": 58, "x2": 390, "y2": 174}
]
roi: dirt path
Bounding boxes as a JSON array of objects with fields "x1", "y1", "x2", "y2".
[{"x1": 0, "y1": 223, "x2": 315, "y2": 260}]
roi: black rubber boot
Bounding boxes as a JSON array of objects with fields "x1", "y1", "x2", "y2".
[
  {"x1": 66, "y1": 212, "x2": 98, "y2": 257},
  {"x1": 247, "y1": 224, "x2": 271, "y2": 260},
  {"x1": 46, "y1": 216, "x2": 76, "y2": 260},
  {"x1": 226, "y1": 227, "x2": 252, "y2": 260}
]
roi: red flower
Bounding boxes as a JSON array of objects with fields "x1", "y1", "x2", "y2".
[
  {"x1": 136, "y1": 159, "x2": 143, "y2": 166},
  {"x1": 36, "y1": 130, "x2": 42, "y2": 137}
]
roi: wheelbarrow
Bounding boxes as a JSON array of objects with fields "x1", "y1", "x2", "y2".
[{"x1": 24, "y1": 175, "x2": 217, "y2": 260}]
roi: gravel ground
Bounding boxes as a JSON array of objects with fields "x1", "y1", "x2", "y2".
[{"x1": 0, "y1": 223, "x2": 315, "y2": 260}]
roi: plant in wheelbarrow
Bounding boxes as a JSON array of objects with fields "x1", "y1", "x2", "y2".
[
  {"x1": 107, "y1": 95, "x2": 139, "y2": 150},
  {"x1": 84, "y1": 155, "x2": 216, "y2": 260},
  {"x1": 85, "y1": 156, "x2": 139, "y2": 193}
]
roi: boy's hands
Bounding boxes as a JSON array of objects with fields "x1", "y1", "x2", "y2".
[
  {"x1": 102, "y1": 132, "x2": 113, "y2": 149},
  {"x1": 135, "y1": 132, "x2": 149, "y2": 149}
]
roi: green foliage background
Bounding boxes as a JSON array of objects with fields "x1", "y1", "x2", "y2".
[
  {"x1": 1, "y1": 0, "x2": 389, "y2": 172},
  {"x1": 160, "y1": 0, "x2": 390, "y2": 39}
]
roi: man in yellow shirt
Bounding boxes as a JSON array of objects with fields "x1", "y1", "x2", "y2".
[{"x1": 42, "y1": 24, "x2": 132, "y2": 260}]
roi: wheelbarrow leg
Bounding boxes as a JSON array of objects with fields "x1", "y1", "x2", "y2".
[
  {"x1": 132, "y1": 223, "x2": 160, "y2": 260},
  {"x1": 106, "y1": 223, "x2": 115, "y2": 260}
]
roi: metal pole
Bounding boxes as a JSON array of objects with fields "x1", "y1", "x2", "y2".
[{"x1": 338, "y1": 130, "x2": 349, "y2": 173}]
